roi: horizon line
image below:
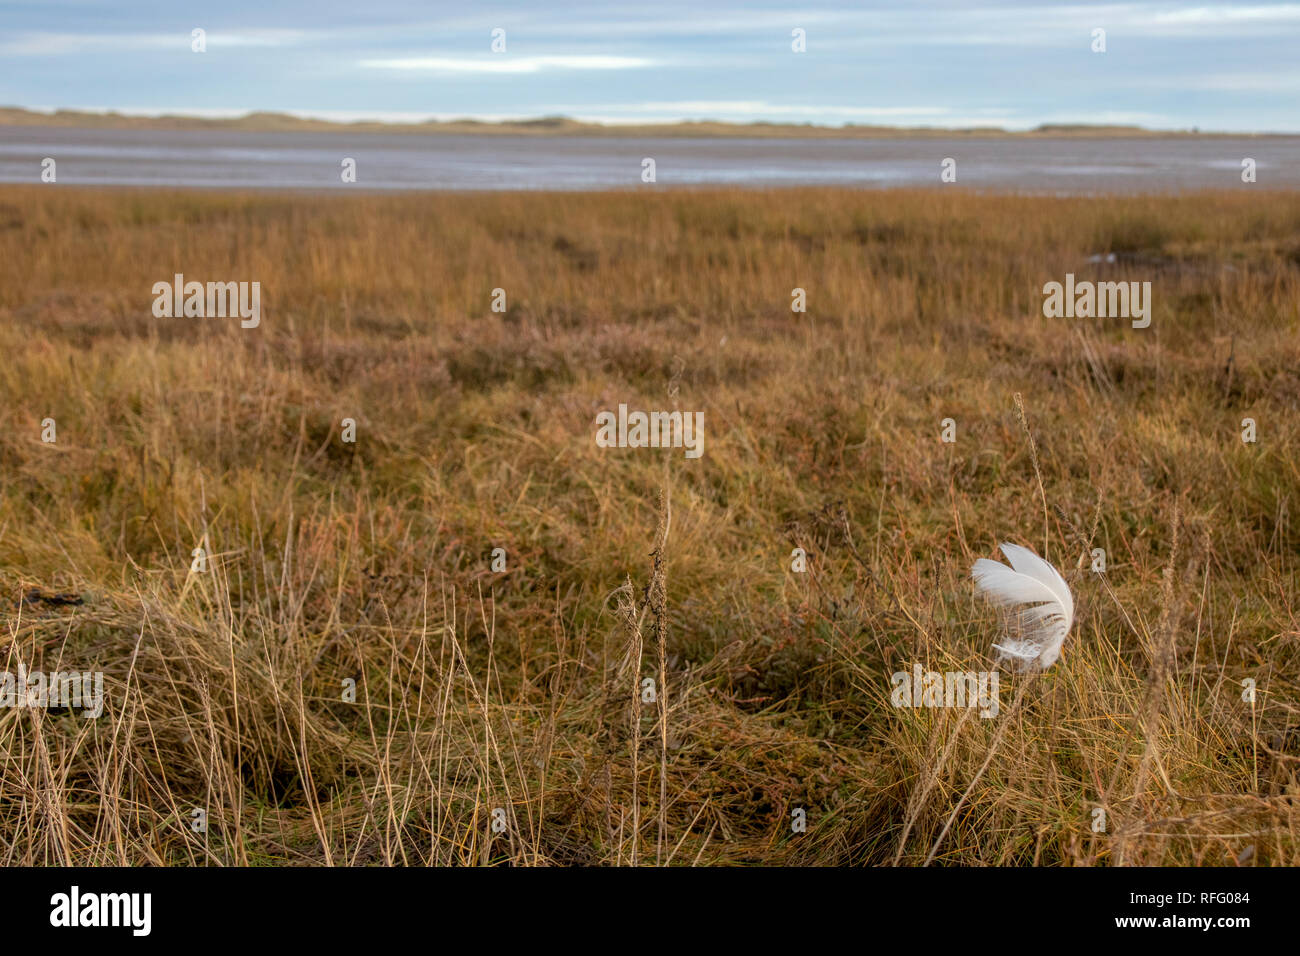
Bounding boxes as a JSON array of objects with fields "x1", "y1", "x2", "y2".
[{"x1": 3, "y1": 105, "x2": 1296, "y2": 138}]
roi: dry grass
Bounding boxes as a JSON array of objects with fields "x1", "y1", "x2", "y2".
[{"x1": 1, "y1": 185, "x2": 1298, "y2": 865}]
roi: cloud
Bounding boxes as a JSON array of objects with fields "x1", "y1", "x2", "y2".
[
  {"x1": 1138, "y1": 2, "x2": 1300, "y2": 27},
  {"x1": 1137, "y1": 71, "x2": 1300, "y2": 92},
  {"x1": 4, "y1": 2, "x2": 1299, "y2": 132},
  {"x1": 586, "y1": 100, "x2": 955, "y2": 119},
  {"x1": 0, "y1": 30, "x2": 303, "y2": 55},
  {"x1": 430, "y1": 3, "x2": 1300, "y2": 46},
  {"x1": 358, "y1": 55, "x2": 656, "y2": 73}
]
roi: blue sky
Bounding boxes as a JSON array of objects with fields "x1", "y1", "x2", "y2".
[{"x1": 2, "y1": 1, "x2": 1299, "y2": 131}]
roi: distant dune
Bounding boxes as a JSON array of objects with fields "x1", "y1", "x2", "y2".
[{"x1": 0, "y1": 106, "x2": 1265, "y2": 138}]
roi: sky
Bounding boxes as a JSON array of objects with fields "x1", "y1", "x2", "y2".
[{"x1": 2, "y1": 1, "x2": 1299, "y2": 132}]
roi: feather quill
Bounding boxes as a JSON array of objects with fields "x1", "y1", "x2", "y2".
[{"x1": 971, "y1": 543, "x2": 1074, "y2": 670}]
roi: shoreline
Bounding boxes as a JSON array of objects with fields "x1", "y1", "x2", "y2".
[{"x1": 3, "y1": 106, "x2": 1294, "y2": 139}]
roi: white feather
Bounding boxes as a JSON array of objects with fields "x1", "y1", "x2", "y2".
[{"x1": 971, "y1": 543, "x2": 1074, "y2": 670}]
